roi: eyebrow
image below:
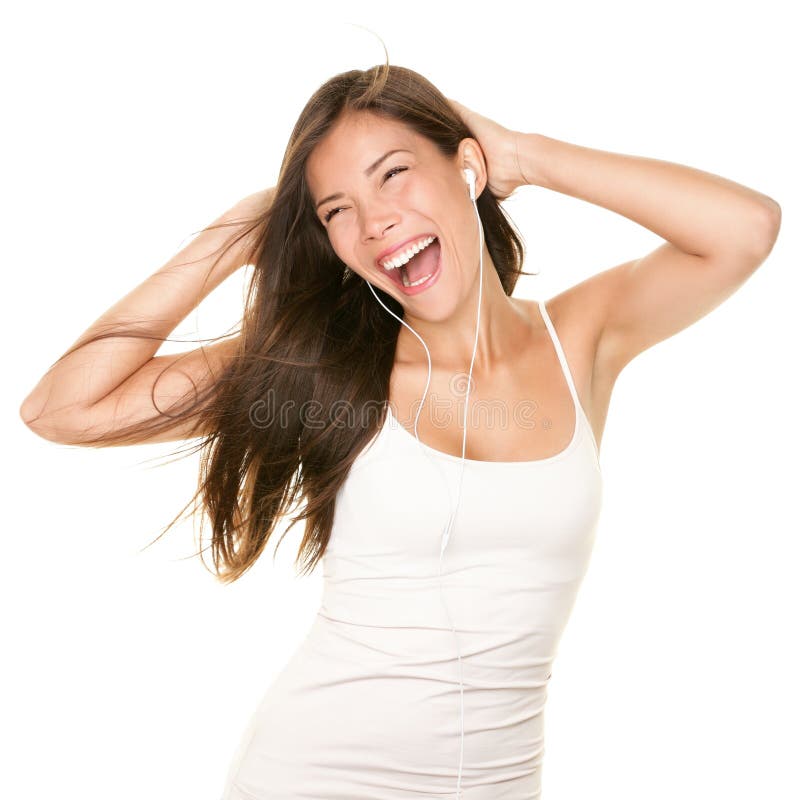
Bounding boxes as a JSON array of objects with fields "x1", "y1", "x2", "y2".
[{"x1": 315, "y1": 149, "x2": 413, "y2": 212}]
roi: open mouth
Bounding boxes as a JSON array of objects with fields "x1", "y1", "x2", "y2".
[{"x1": 383, "y1": 237, "x2": 442, "y2": 294}]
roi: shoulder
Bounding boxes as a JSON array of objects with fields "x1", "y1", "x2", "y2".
[
  {"x1": 513, "y1": 284, "x2": 605, "y2": 369},
  {"x1": 512, "y1": 276, "x2": 624, "y2": 452},
  {"x1": 512, "y1": 278, "x2": 615, "y2": 401},
  {"x1": 555, "y1": 283, "x2": 602, "y2": 353}
]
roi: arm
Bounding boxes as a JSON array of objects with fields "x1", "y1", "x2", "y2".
[
  {"x1": 19, "y1": 187, "x2": 275, "y2": 445},
  {"x1": 516, "y1": 133, "x2": 781, "y2": 377}
]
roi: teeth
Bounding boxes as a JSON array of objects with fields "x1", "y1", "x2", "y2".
[
  {"x1": 381, "y1": 236, "x2": 436, "y2": 270},
  {"x1": 401, "y1": 267, "x2": 433, "y2": 288}
]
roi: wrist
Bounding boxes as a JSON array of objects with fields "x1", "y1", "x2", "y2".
[
  {"x1": 236, "y1": 186, "x2": 276, "y2": 218},
  {"x1": 515, "y1": 132, "x2": 548, "y2": 188}
]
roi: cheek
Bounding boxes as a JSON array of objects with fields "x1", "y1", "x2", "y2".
[
  {"x1": 328, "y1": 237, "x2": 361, "y2": 275},
  {"x1": 407, "y1": 178, "x2": 438, "y2": 208},
  {"x1": 410, "y1": 179, "x2": 455, "y2": 227}
]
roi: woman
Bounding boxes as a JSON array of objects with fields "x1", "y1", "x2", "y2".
[{"x1": 19, "y1": 62, "x2": 781, "y2": 799}]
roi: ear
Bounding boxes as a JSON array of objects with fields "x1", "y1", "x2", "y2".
[{"x1": 457, "y1": 137, "x2": 488, "y2": 198}]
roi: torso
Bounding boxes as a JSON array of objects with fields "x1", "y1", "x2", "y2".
[
  {"x1": 387, "y1": 293, "x2": 615, "y2": 462},
  {"x1": 227, "y1": 294, "x2": 608, "y2": 796}
]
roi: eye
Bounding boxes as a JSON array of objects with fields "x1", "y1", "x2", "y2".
[
  {"x1": 383, "y1": 165, "x2": 408, "y2": 182},
  {"x1": 323, "y1": 166, "x2": 409, "y2": 223}
]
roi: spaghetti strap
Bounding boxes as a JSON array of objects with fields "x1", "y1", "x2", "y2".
[
  {"x1": 537, "y1": 298, "x2": 600, "y2": 459},
  {"x1": 537, "y1": 299, "x2": 581, "y2": 409}
]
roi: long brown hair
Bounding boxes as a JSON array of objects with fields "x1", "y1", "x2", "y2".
[{"x1": 47, "y1": 57, "x2": 533, "y2": 583}]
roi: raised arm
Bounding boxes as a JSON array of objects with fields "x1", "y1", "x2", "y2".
[{"x1": 19, "y1": 187, "x2": 275, "y2": 446}]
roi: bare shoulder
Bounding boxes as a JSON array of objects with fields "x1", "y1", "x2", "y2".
[
  {"x1": 513, "y1": 284, "x2": 604, "y2": 379},
  {"x1": 514, "y1": 280, "x2": 618, "y2": 449},
  {"x1": 548, "y1": 267, "x2": 623, "y2": 378}
]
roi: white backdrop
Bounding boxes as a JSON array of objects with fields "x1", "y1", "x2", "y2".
[{"x1": 4, "y1": 1, "x2": 797, "y2": 798}]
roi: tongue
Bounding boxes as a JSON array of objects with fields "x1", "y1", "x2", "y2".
[{"x1": 404, "y1": 239, "x2": 440, "y2": 283}]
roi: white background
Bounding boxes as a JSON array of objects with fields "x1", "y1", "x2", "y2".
[{"x1": 4, "y1": 1, "x2": 797, "y2": 798}]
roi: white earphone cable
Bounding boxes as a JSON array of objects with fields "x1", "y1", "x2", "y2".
[{"x1": 366, "y1": 168, "x2": 482, "y2": 798}]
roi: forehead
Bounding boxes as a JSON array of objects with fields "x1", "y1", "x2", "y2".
[{"x1": 306, "y1": 112, "x2": 423, "y2": 190}]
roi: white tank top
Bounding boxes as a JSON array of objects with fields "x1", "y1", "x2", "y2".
[{"x1": 222, "y1": 298, "x2": 604, "y2": 800}]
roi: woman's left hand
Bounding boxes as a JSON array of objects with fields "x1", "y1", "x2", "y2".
[{"x1": 446, "y1": 98, "x2": 529, "y2": 201}]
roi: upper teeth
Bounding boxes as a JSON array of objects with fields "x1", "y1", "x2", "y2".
[{"x1": 381, "y1": 236, "x2": 436, "y2": 270}]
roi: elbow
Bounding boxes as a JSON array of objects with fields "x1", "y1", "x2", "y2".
[
  {"x1": 20, "y1": 407, "x2": 61, "y2": 443},
  {"x1": 19, "y1": 398, "x2": 84, "y2": 445},
  {"x1": 19, "y1": 394, "x2": 42, "y2": 429},
  {"x1": 738, "y1": 199, "x2": 781, "y2": 264},
  {"x1": 756, "y1": 198, "x2": 782, "y2": 258}
]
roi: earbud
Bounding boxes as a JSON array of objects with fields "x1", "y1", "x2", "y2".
[{"x1": 463, "y1": 167, "x2": 476, "y2": 201}]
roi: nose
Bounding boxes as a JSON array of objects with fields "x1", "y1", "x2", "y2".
[{"x1": 360, "y1": 197, "x2": 400, "y2": 243}]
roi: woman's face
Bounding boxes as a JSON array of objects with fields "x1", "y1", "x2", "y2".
[{"x1": 306, "y1": 111, "x2": 483, "y2": 317}]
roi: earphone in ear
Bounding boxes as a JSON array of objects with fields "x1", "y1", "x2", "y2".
[{"x1": 463, "y1": 167, "x2": 476, "y2": 201}]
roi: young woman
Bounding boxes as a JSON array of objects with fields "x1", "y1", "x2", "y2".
[{"x1": 19, "y1": 62, "x2": 780, "y2": 799}]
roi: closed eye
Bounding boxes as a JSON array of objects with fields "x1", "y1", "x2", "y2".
[{"x1": 323, "y1": 166, "x2": 408, "y2": 223}]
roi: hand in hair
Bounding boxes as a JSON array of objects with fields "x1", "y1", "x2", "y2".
[{"x1": 446, "y1": 97, "x2": 530, "y2": 201}]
